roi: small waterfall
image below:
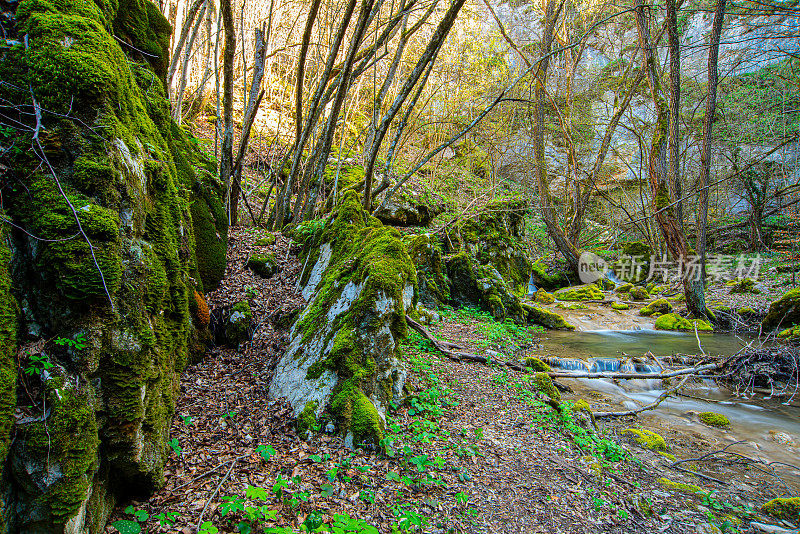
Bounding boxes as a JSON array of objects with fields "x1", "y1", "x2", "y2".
[
  {"x1": 589, "y1": 358, "x2": 620, "y2": 373},
  {"x1": 527, "y1": 273, "x2": 537, "y2": 297}
]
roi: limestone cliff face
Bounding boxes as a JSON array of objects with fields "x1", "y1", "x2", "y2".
[{"x1": 0, "y1": 0, "x2": 226, "y2": 530}]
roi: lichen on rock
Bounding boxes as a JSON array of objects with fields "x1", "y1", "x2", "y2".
[{"x1": 269, "y1": 191, "x2": 416, "y2": 448}]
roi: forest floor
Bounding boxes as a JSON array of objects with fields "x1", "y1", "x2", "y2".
[{"x1": 112, "y1": 228, "x2": 800, "y2": 534}]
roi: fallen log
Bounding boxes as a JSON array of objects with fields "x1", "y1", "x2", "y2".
[{"x1": 546, "y1": 362, "x2": 720, "y2": 380}]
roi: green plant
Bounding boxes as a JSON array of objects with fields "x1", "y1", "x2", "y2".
[
  {"x1": 154, "y1": 511, "x2": 179, "y2": 526},
  {"x1": 256, "y1": 444, "x2": 276, "y2": 461},
  {"x1": 111, "y1": 506, "x2": 148, "y2": 534},
  {"x1": 168, "y1": 438, "x2": 182, "y2": 455},
  {"x1": 24, "y1": 352, "x2": 53, "y2": 376},
  {"x1": 199, "y1": 521, "x2": 218, "y2": 534},
  {"x1": 54, "y1": 333, "x2": 87, "y2": 351}
]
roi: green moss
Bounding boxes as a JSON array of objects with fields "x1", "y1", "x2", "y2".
[
  {"x1": 20, "y1": 385, "x2": 100, "y2": 525},
  {"x1": 761, "y1": 497, "x2": 800, "y2": 521},
  {"x1": 658, "y1": 478, "x2": 703, "y2": 495},
  {"x1": 330, "y1": 384, "x2": 384, "y2": 447},
  {"x1": 0, "y1": 220, "x2": 17, "y2": 467},
  {"x1": 530, "y1": 261, "x2": 570, "y2": 291},
  {"x1": 611, "y1": 302, "x2": 629, "y2": 310},
  {"x1": 763, "y1": 288, "x2": 800, "y2": 331},
  {"x1": 225, "y1": 300, "x2": 252, "y2": 346},
  {"x1": 729, "y1": 278, "x2": 759, "y2": 294},
  {"x1": 533, "y1": 372, "x2": 560, "y2": 402},
  {"x1": 558, "y1": 303, "x2": 588, "y2": 310},
  {"x1": 254, "y1": 234, "x2": 276, "y2": 246},
  {"x1": 615, "y1": 283, "x2": 633, "y2": 293},
  {"x1": 554, "y1": 285, "x2": 604, "y2": 301},
  {"x1": 778, "y1": 325, "x2": 800, "y2": 340},
  {"x1": 628, "y1": 286, "x2": 649, "y2": 301},
  {"x1": 522, "y1": 303, "x2": 574, "y2": 330},
  {"x1": 655, "y1": 313, "x2": 713, "y2": 332},
  {"x1": 737, "y1": 307, "x2": 756, "y2": 316},
  {"x1": 405, "y1": 233, "x2": 448, "y2": 307},
  {"x1": 623, "y1": 428, "x2": 667, "y2": 451},
  {"x1": 296, "y1": 401, "x2": 318, "y2": 437},
  {"x1": 698, "y1": 412, "x2": 730, "y2": 428},
  {"x1": 617, "y1": 241, "x2": 652, "y2": 283},
  {"x1": 248, "y1": 253, "x2": 277, "y2": 278},
  {"x1": 534, "y1": 289, "x2": 555, "y2": 304},
  {"x1": 640, "y1": 298, "x2": 673, "y2": 316},
  {"x1": 523, "y1": 357, "x2": 551, "y2": 372}
]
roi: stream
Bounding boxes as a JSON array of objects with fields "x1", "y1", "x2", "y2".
[{"x1": 537, "y1": 329, "x2": 800, "y2": 473}]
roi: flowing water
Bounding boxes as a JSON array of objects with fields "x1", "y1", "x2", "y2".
[{"x1": 537, "y1": 329, "x2": 800, "y2": 471}]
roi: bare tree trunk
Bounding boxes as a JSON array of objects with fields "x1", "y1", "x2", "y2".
[
  {"x1": 635, "y1": 0, "x2": 709, "y2": 319},
  {"x1": 666, "y1": 0, "x2": 683, "y2": 228},
  {"x1": 167, "y1": 0, "x2": 206, "y2": 91},
  {"x1": 230, "y1": 24, "x2": 268, "y2": 225},
  {"x1": 362, "y1": 0, "x2": 469, "y2": 210},
  {"x1": 220, "y1": 0, "x2": 235, "y2": 223},
  {"x1": 698, "y1": 0, "x2": 726, "y2": 278},
  {"x1": 532, "y1": 0, "x2": 580, "y2": 275},
  {"x1": 173, "y1": 0, "x2": 207, "y2": 122}
]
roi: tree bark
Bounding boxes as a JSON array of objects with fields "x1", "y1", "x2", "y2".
[
  {"x1": 666, "y1": 0, "x2": 683, "y2": 227},
  {"x1": 635, "y1": 0, "x2": 709, "y2": 319},
  {"x1": 698, "y1": 0, "x2": 726, "y2": 275},
  {"x1": 220, "y1": 0, "x2": 235, "y2": 224}
]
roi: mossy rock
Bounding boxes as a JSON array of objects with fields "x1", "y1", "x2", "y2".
[
  {"x1": 533, "y1": 372, "x2": 560, "y2": 402},
  {"x1": 254, "y1": 234, "x2": 276, "y2": 246},
  {"x1": 728, "y1": 278, "x2": 759, "y2": 294},
  {"x1": 296, "y1": 401, "x2": 318, "y2": 438},
  {"x1": 0, "y1": 221, "x2": 17, "y2": 470},
  {"x1": 405, "y1": 233, "x2": 449, "y2": 308},
  {"x1": 623, "y1": 428, "x2": 667, "y2": 451},
  {"x1": 554, "y1": 285, "x2": 604, "y2": 301},
  {"x1": 248, "y1": 253, "x2": 278, "y2": 278},
  {"x1": 611, "y1": 302, "x2": 629, "y2": 310},
  {"x1": 778, "y1": 325, "x2": 800, "y2": 340},
  {"x1": 445, "y1": 252, "x2": 525, "y2": 324},
  {"x1": 761, "y1": 497, "x2": 800, "y2": 521},
  {"x1": 763, "y1": 288, "x2": 800, "y2": 331},
  {"x1": 522, "y1": 357, "x2": 551, "y2": 372},
  {"x1": 530, "y1": 261, "x2": 570, "y2": 291},
  {"x1": 225, "y1": 300, "x2": 253, "y2": 346},
  {"x1": 658, "y1": 478, "x2": 703, "y2": 495},
  {"x1": 698, "y1": 411, "x2": 730, "y2": 428},
  {"x1": 595, "y1": 277, "x2": 615, "y2": 291},
  {"x1": 269, "y1": 191, "x2": 416, "y2": 448},
  {"x1": 655, "y1": 313, "x2": 713, "y2": 332},
  {"x1": 615, "y1": 283, "x2": 633, "y2": 293},
  {"x1": 534, "y1": 288, "x2": 555, "y2": 304},
  {"x1": 640, "y1": 298, "x2": 673, "y2": 316},
  {"x1": 0, "y1": 0, "x2": 224, "y2": 527},
  {"x1": 628, "y1": 286, "x2": 649, "y2": 301},
  {"x1": 522, "y1": 303, "x2": 574, "y2": 330}
]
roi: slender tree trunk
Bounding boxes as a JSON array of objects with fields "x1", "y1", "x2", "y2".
[
  {"x1": 167, "y1": 0, "x2": 206, "y2": 91},
  {"x1": 635, "y1": 0, "x2": 709, "y2": 318},
  {"x1": 697, "y1": 0, "x2": 725, "y2": 278},
  {"x1": 220, "y1": 0, "x2": 235, "y2": 223},
  {"x1": 532, "y1": 0, "x2": 580, "y2": 275},
  {"x1": 173, "y1": 0, "x2": 207, "y2": 123},
  {"x1": 666, "y1": 0, "x2": 683, "y2": 228},
  {"x1": 362, "y1": 0, "x2": 469, "y2": 210}
]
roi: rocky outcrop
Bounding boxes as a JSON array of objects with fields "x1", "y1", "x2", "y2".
[
  {"x1": 405, "y1": 234, "x2": 449, "y2": 309},
  {"x1": 762, "y1": 288, "x2": 800, "y2": 332},
  {"x1": 269, "y1": 191, "x2": 415, "y2": 448},
  {"x1": 0, "y1": 0, "x2": 226, "y2": 529}
]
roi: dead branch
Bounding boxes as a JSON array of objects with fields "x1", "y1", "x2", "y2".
[{"x1": 593, "y1": 375, "x2": 691, "y2": 418}]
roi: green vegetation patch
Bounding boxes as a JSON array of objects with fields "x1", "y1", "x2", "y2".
[
  {"x1": 640, "y1": 298, "x2": 673, "y2": 316},
  {"x1": 623, "y1": 428, "x2": 667, "y2": 451},
  {"x1": 761, "y1": 497, "x2": 800, "y2": 521},
  {"x1": 554, "y1": 285, "x2": 604, "y2": 301},
  {"x1": 698, "y1": 412, "x2": 730, "y2": 428},
  {"x1": 655, "y1": 313, "x2": 713, "y2": 332}
]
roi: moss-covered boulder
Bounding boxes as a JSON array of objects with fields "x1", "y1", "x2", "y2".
[
  {"x1": 269, "y1": 191, "x2": 415, "y2": 448},
  {"x1": 522, "y1": 303, "x2": 574, "y2": 330},
  {"x1": 622, "y1": 428, "x2": 667, "y2": 451},
  {"x1": 445, "y1": 252, "x2": 525, "y2": 323},
  {"x1": 533, "y1": 372, "x2": 560, "y2": 402},
  {"x1": 534, "y1": 289, "x2": 555, "y2": 304},
  {"x1": 763, "y1": 288, "x2": 800, "y2": 331},
  {"x1": 248, "y1": 253, "x2": 278, "y2": 278},
  {"x1": 761, "y1": 497, "x2": 800, "y2": 521},
  {"x1": 615, "y1": 283, "x2": 633, "y2": 293},
  {"x1": 655, "y1": 313, "x2": 713, "y2": 332},
  {"x1": 224, "y1": 300, "x2": 253, "y2": 346},
  {"x1": 522, "y1": 357, "x2": 551, "y2": 372},
  {"x1": 373, "y1": 193, "x2": 440, "y2": 227},
  {"x1": 444, "y1": 199, "x2": 532, "y2": 295},
  {"x1": 0, "y1": 0, "x2": 223, "y2": 528},
  {"x1": 640, "y1": 298, "x2": 673, "y2": 316},
  {"x1": 554, "y1": 285, "x2": 604, "y2": 301},
  {"x1": 254, "y1": 234, "x2": 276, "y2": 246},
  {"x1": 611, "y1": 302, "x2": 629, "y2": 310},
  {"x1": 728, "y1": 277, "x2": 759, "y2": 294},
  {"x1": 629, "y1": 286, "x2": 650, "y2": 301},
  {"x1": 405, "y1": 233, "x2": 448, "y2": 308},
  {"x1": 530, "y1": 261, "x2": 571, "y2": 291},
  {"x1": 698, "y1": 412, "x2": 730, "y2": 428}
]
